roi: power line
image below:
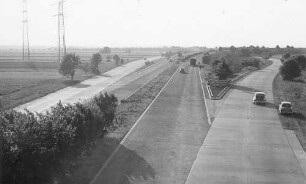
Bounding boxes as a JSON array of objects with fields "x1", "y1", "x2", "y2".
[{"x1": 22, "y1": 0, "x2": 30, "y2": 62}]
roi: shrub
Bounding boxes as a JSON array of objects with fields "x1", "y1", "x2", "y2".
[
  {"x1": 0, "y1": 96, "x2": 112, "y2": 183},
  {"x1": 202, "y1": 54, "x2": 212, "y2": 64},
  {"x1": 211, "y1": 59, "x2": 223, "y2": 67},
  {"x1": 94, "y1": 92, "x2": 118, "y2": 130},
  {"x1": 241, "y1": 58, "x2": 261, "y2": 68},
  {"x1": 294, "y1": 55, "x2": 306, "y2": 70},
  {"x1": 279, "y1": 58, "x2": 302, "y2": 80},
  {"x1": 282, "y1": 52, "x2": 291, "y2": 60},
  {"x1": 212, "y1": 61, "x2": 233, "y2": 80}
]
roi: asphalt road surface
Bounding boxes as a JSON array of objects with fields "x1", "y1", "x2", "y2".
[
  {"x1": 186, "y1": 58, "x2": 306, "y2": 184},
  {"x1": 15, "y1": 56, "x2": 161, "y2": 113},
  {"x1": 90, "y1": 63, "x2": 210, "y2": 184}
]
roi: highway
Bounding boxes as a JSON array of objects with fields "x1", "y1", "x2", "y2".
[
  {"x1": 185, "y1": 58, "x2": 306, "y2": 184},
  {"x1": 90, "y1": 62, "x2": 210, "y2": 184}
]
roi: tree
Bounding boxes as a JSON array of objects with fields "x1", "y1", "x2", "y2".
[
  {"x1": 211, "y1": 58, "x2": 225, "y2": 67},
  {"x1": 252, "y1": 46, "x2": 261, "y2": 55},
  {"x1": 241, "y1": 48, "x2": 251, "y2": 57},
  {"x1": 218, "y1": 47, "x2": 223, "y2": 52},
  {"x1": 113, "y1": 55, "x2": 120, "y2": 65},
  {"x1": 230, "y1": 45, "x2": 236, "y2": 53},
  {"x1": 120, "y1": 58, "x2": 125, "y2": 65},
  {"x1": 79, "y1": 62, "x2": 90, "y2": 76},
  {"x1": 282, "y1": 52, "x2": 291, "y2": 60},
  {"x1": 279, "y1": 58, "x2": 302, "y2": 80},
  {"x1": 59, "y1": 53, "x2": 81, "y2": 80},
  {"x1": 106, "y1": 55, "x2": 112, "y2": 62},
  {"x1": 90, "y1": 53, "x2": 102, "y2": 74},
  {"x1": 202, "y1": 54, "x2": 212, "y2": 64},
  {"x1": 177, "y1": 51, "x2": 183, "y2": 57},
  {"x1": 213, "y1": 61, "x2": 233, "y2": 80},
  {"x1": 100, "y1": 47, "x2": 111, "y2": 54},
  {"x1": 294, "y1": 55, "x2": 306, "y2": 70}
]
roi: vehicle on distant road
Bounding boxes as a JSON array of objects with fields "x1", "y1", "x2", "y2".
[
  {"x1": 190, "y1": 58, "x2": 196, "y2": 67},
  {"x1": 253, "y1": 92, "x2": 266, "y2": 105},
  {"x1": 279, "y1": 101, "x2": 293, "y2": 114},
  {"x1": 179, "y1": 68, "x2": 185, "y2": 73}
]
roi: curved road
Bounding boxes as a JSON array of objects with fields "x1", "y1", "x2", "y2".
[
  {"x1": 186, "y1": 58, "x2": 306, "y2": 184},
  {"x1": 90, "y1": 63, "x2": 210, "y2": 184}
]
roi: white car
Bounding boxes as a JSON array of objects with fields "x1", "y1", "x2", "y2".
[
  {"x1": 253, "y1": 92, "x2": 266, "y2": 105},
  {"x1": 279, "y1": 101, "x2": 293, "y2": 114}
]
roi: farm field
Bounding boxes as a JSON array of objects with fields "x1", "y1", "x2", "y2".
[
  {"x1": 0, "y1": 48, "x2": 161, "y2": 109},
  {"x1": 0, "y1": 47, "x2": 161, "y2": 62}
]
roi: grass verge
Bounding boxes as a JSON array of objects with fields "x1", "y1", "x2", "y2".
[
  {"x1": 59, "y1": 62, "x2": 181, "y2": 184},
  {"x1": 273, "y1": 71, "x2": 306, "y2": 152}
]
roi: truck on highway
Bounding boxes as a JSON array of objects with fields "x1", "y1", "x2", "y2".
[{"x1": 190, "y1": 58, "x2": 196, "y2": 67}]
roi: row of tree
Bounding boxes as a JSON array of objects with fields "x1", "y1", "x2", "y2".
[
  {"x1": 59, "y1": 53, "x2": 125, "y2": 80},
  {"x1": 0, "y1": 92, "x2": 118, "y2": 184}
]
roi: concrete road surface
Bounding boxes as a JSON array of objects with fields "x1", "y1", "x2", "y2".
[
  {"x1": 15, "y1": 56, "x2": 160, "y2": 113},
  {"x1": 185, "y1": 58, "x2": 306, "y2": 184},
  {"x1": 90, "y1": 63, "x2": 210, "y2": 184},
  {"x1": 102, "y1": 58, "x2": 174, "y2": 101}
]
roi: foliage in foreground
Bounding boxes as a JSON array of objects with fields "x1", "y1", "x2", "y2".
[{"x1": 0, "y1": 92, "x2": 118, "y2": 184}]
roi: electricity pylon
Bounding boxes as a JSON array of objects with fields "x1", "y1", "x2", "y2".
[
  {"x1": 56, "y1": 0, "x2": 66, "y2": 62},
  {"x1": 22, "y1": 0, "x2": 30, "y2": 61}
]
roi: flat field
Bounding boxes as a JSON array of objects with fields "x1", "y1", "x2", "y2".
[
  {"x1": 0, "y1": 48, "x2": 161, "y2": 109},
  {"x1": 0, "y1": 48, "x2": 161, "y2": 62}
]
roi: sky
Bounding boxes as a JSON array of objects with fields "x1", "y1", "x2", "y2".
[{"x1": 0, "y1": 0, "x2": 306, "y2": 48}]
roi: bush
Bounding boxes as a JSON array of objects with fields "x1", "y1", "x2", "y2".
[
  {"x1": 294, "y1": 55, "x2": 306, "y2": 70},
  {"x1": 279, "y1": 58, "x2": 302, "y2": 80},
  {"x1": 0, "y1": 94, "x2": 117, "y2": 183},
  {"x1": 212, "y1": 61, "x2": 233, "y2": 80},
  {"x1": 202, "y1": 54, "x2": 212, "y2": 64},
  {"x1": 241, "y1": 58, "x2": 261, "y2": 68},
  {"x1": 94, "y1": 92, "x2": 118, "y2": 130},
  {"x1": 282, "y1": 52, "x2": 291, "y2": 60},
  {"x1": 211, "y1": 59, "x2": 223, "y2": 67}
]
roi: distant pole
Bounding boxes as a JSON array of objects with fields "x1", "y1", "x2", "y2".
[
  {"x1": 57, "y1": 0, "x2": 66, "y2": 62},
  {"x1": 22, "y1": 0, "x2": 30, "y2": 61}
]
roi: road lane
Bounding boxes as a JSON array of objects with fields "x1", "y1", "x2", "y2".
[
  {"x1": 185, "y1": 58, "x2": 306, "y2": 184},
  {"x1": 91, "y1": 63, "x2": 210, "y2": 184},
  {"x1": 15, "y1": 56, "x2": 161, "y2": 113},
  {"x1": 102, "y1": 58, "x2": 173, "y2": 101}
]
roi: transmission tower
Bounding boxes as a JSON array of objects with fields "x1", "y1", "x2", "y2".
[
  {"x1": 57, "y1": 0, "x2": 66, "y2": 62},
  {"x1": 22, "y1": 0, "x2": 30, "y2": 61}
]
